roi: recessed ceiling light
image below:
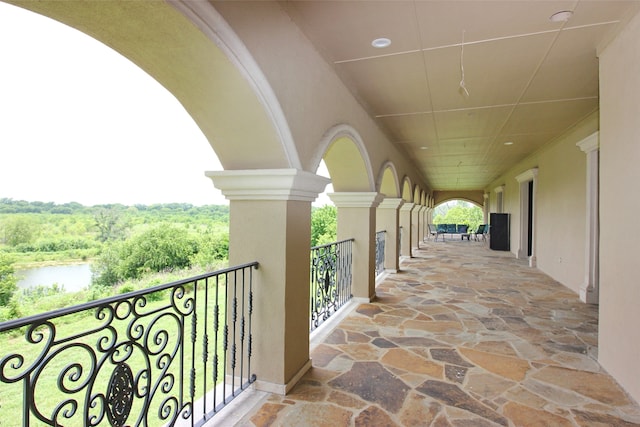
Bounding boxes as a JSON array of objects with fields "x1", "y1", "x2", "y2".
[
  {"x1": 372, "y1": 37, "x2": 391, "y2": 48},
  {"x1": 420, "y1": 146, "x2": 428, "y2": 150},
  {"x1": 549, "y1": 10, "x2": 573, "y2": 22},
  {"x1": 504, "y1": 141, "x2": 514, "y2": 146}
]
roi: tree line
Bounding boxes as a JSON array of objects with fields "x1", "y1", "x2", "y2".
[
  {"x1": 0, "y1": 199, "x2": 337, "y2": 321},
  {"x1": 0, "y1": 200, "x2": 231, "y2": 317}
]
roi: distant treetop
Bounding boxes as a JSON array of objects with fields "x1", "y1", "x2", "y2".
[{"x1": 0, "y1": 198, "x2": 228, "y2": 219}]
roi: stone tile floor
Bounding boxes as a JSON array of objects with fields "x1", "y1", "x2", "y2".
[{"x1": 234, "y1": 240, "x2": 640, "y2": 426}]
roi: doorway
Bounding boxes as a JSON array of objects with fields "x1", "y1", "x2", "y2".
[{"x1": 516, "y1": 168, "x2": 538, "y2": 267}]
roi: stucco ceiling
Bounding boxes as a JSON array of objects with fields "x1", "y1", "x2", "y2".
[{"x1": 281, "y1": 0, "x2": 639, "y2": 191}]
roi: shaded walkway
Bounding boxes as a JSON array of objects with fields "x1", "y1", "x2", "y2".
[{"x1": 237, "y1": 240, "x2": 640, "y2": 426}]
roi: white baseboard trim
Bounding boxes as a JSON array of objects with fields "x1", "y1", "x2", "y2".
[{"x1": 253, "y1": 358, "x2": 312, "y2": 395}]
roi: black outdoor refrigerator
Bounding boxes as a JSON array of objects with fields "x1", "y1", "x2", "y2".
[{"x1": 489, "y1": 213, "x2": 510, "y2": 251}]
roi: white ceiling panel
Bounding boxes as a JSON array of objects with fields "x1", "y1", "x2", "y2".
[
  {"x1": 284, "y1": 1, "x2": 420, "y2": 62},
  {"x1": 425, "y1": 32, "x2": 557, "y2": 111},
  {"x1": 414, "y1": 1, "x2": 576, "y2": 49},
  {"x1": 433, "y1": 106, "x2": 514, "y2": 141},
  {"x1": 376, "y1": 113, "x2": 437, "y2": 144},
  {"x1": 500, "y1": 98, "x2": 599, "y2": 136},
  {"x1": 335, "y1": 52, "x2": 432, "y2": 115},
  {"x1": 521, "y1": 24, "x2": 613, "y2": 102}
]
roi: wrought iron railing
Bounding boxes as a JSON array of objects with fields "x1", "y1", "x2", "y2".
[
  {"x1": 375, "y1": 230, "x2": 386, "y2": 277},
  {"x1": 0, "y1": 262, "x2": 258, "y2": 427},
  {"x1": 310, "y1": 239, "x2": 354, "y2": 332}
]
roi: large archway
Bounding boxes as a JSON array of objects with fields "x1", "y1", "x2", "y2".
[
  {"x1": 318, "y1": 125, "x2": 374, "y2": 192},
  {"x1": 5, "y1": 0, "x2": 297, "y2": 170},
  {"x1": 377, "y1": 162, "x2": 401, "y2": 198}
]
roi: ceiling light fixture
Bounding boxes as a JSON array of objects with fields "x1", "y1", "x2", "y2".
[
  {"x1": 371, "y1": 37, "x2": 391, "y2": 48},
  {"x1": 504, "y1": 141, "x2": 514, "y2": 146},
  {"x1": 420, "y1": 146, "x2": 428, "y2": 150},
  {"x1": 549, "y1": 10, "x2": 573, "y2": 22}
]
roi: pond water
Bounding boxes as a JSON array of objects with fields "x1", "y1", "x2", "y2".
[{"x1": 15, "y1": 263, "x2": 92, "y2": 293}]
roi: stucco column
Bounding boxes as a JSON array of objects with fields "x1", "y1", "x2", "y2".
[
  {"x1": 419, "y1": 205, "x2": 428, "y2": 242},
  {"x1": 376, "y1": 198, "x2": 404, "y2": 273},
  {"x1": 430, "y1": 197, "x2": 435, "y2": 223},
  {"x1": 206, "y1": 169, "x2": 330, "y2": 394},
  {"x1": 329, "y1": 192, "x2": 383, "y2": 302},
  {"x1": 399, "y1": 203, "x2": 414, "y2": 257},
  {"x1": 411, "y1": 204, "x2": 421, "y2": 249},
  {"x1": 577, "y1": 132, "x2": 600, "y2": 304},
  {"x1": 483, "y1": 193, "x2": 490, "y2": 224}
]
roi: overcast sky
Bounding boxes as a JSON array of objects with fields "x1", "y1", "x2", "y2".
[{"x1": 0, "y1": 2, "x2": 228, "y2": 206}]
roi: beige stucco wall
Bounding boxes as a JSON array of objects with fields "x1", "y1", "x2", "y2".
[
  {"x1": 535, "y1": 120, "x2": 595, "y2": 292},
  {"x1": 486, "y1": 112, "x2": 598, "y2": 296},
  {"x1": 599, "y1": 9, "x2": 640, "y2": 404},
  {"x1": 212, "y1": 1, "x2": 429, "y2": 191}
]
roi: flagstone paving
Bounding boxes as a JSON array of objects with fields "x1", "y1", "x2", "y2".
[{"x1": 237, "y1": 240, "x2": 640, "y2": 426}]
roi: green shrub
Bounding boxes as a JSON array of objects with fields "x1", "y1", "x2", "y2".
[
  {"x1": 311, "y1": 205, "x2": 337, "y2": 247},
  {"x1": 119, "y1": 284, "x2": 135, "y2": 294},
  {"x1": 0, "y1": 253, "x2": 17, "y2": 306},
  {"x1": 92, "y1": 224, "x2": 198, "y2": 287}
]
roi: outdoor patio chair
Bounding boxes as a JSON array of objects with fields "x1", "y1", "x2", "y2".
[
  {"x1": 474, "y1": 224, "x2": 488, "y2": 242},
  {"x1": 427, "y1": 224, "x2": 438, "y2": 241}
]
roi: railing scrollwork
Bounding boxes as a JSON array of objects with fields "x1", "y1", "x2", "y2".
[
  {"x1": 310, "y1": 239, "x2": 354, "y2": 332},
  {"x1": 0, "y1": 262, "x2": 258, "y2": 426},
  {"x1": 375, "y1": 230, "x2": 386, "y2": 277}
]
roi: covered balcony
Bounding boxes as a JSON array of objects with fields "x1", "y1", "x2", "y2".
[{"x1": 3, "y1": 0, "x2": 640, "y2": 424}]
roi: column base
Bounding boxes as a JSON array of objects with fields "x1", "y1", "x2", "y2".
[
  {"x1": 529, "y1": 256, "x2": 537, "y2": 268},
  {"x1": 253, "y1": 359, "x2": 312, "y2": 395},
  {"x1": 580, "y1": 285, "x2": 599, "y2": 304},
  {"x1": 352, "y1": 295, "x2": 376, "y2": 304}
]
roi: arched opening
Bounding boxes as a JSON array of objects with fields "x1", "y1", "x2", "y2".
[
  {"x1": 1, "y1": 2, "x2": 236, "y2": 303},
  {"x1": 433, "y1": 199, "x2": 484, "y2": 233},
  {"x1": 323, "y1": 135, "x2": 372, "y2": 192},
  {"x1": 4, "y1": 0, "x2": 296, "y2": 171},
  {"x1": 401, "y1": 178, "x2": 413, "y2": 202},
  {"x1": 375, "y1": 162, "x2": 402, "y2": 273},
  {"x1": 377, "y1": 162, "x2": 400, "y2": 198}
]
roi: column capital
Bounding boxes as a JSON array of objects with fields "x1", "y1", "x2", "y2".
[
  {"x1": 328, "y1": 192, "x2": 383, "y2": 208},
  {"x1": 378, "y1": 197, "x2": 404, "y2": 210},
  {"x1": 400, "y1": 202, "x2": 415, "y2": 212},
  {"x1": 206, "y1": 169, "x2": 330, "y2": 201}
]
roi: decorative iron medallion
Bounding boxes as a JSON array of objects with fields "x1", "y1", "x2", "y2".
[{"x1": 106, "y1": 362, "x2": 134, "y2": 427}]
